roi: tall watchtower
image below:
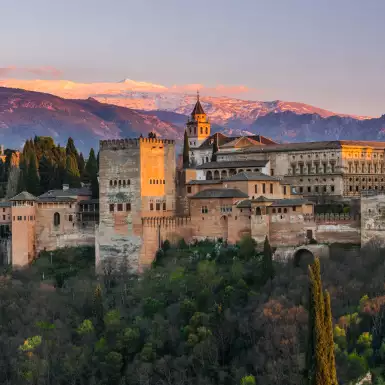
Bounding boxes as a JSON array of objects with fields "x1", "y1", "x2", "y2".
[
  {"x1": 96, "y1": 136, "x2": 176, "y2": 272},
  {"x1": 186, "y1": 92, "x2": 211, "y2": 149}
]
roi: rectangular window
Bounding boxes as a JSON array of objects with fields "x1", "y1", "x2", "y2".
[
  {"x1": 109, "y1": 204, "x2": 114, "y2": 212},
  {"x1": 308, "y1": 186, "x2": 311, "y2": 193},
  {"x1": 323, "y1": 163, "x2": 327, "y2": 173},
  {"x1": 323, "y1": 186, "x2": 327, "y2": 192},
  {"x1": 355, "y1": 163, "x2": 358, "y2": 173},
  {"x1": 150, "y1": 203, "x2": 154, "y2": 211},
  {"x1": 299, "y1": 164, "x2": 304, "y2": 174},
  {"x1": 163, "y1": 202, "x2": 166, "y2": 210},
  {"x1": 2, "y1": 215, "x2": 4, "y2": 220},
  {"x1": 292, "y1": 206, "x2": 297, "y2": 212},
  {"x1": 262, "y1": 183, "x2": 266, "y2": 194},
  {"x1": 270, "y1": 183, "x2": 273, "y2": 194},
  {"x1": 331, "y1": 163, "x2": 335, "y2": 173},
  {"x1": 117, "y1": 203, "x2": 123, "y2": 211},
  {"x1": 331, "y1": 185, "x2": 335, "y2": 192},
  {"x1": 299, "y1": 187, "x2": 303, "y2": 193},
  {"x1": 201, "y1": 206, "x2": 208, "y2": 214},
  {"x1": 17, "y1": 216, "x2": 22, "y2": 221},
  {"x1": 2, "y1": 208, "x2": 4, "y2": 212},
  {"x1": 126, "y1": 203, "x2": 131, "y2": 211},
  {"x1": 187, "y1": 186, "x2": 192, "y2": 193},
  {"x1": 24, "y1": 216, "x2": 26, "y2": 220},
  {"x1": 315, "y1": 186, "x2": 319, "y2": 193},
  {"x1": 271, "y1": 169, "x2": 275, "y2": 176},
  {"x1": 13, "y1": 216, "x2": 15, "y2": 221},
  {"x1": 283, "y1": 186, "x2": 287, "y2": 195},
  {"x1": 156, "y1": 203, "x2": 160, "y2": 210},
  {"x1": 255, "y1": 184, "x2": 258, "y2": 193}
]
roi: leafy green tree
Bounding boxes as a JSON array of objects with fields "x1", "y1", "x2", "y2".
[{"x1": 183, "y1": 129, "x2": 190, "y2": 168}]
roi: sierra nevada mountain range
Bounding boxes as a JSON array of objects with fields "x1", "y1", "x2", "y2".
[{"x1": 0, "y1": 78, "x2": 385, "y2": 152}]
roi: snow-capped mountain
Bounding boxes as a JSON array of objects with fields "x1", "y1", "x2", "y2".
[{"x1": 0, "y1": 78, "x2": 372, "y2": 130}]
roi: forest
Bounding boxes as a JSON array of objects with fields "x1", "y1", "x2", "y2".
[
  {"x1": 0, "y1": 136, "x2": 98, "y2": 198},
  {"x1": 0, "y1": 238, "x2": 384, "y2": 385}
]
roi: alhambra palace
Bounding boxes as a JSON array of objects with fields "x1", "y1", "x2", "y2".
[{"x1": 2, "y1": 96, "x2": 385, "y2": 270}]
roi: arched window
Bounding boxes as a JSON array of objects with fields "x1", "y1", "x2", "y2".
[
  {"x1": 69, "y1": 214, "x2": 73, "y2": 222},
  {"x1": 53, "y1": 212, "x2": 60, "y2": 227},
  {"x1": 109, "y1": 180, "x2": 113, "y2": 186},
  {"x1": 118, "y1": 180, "x2": 122, "y2": 186},
  {"x1": 114, "y1": 180, "x2": 117, "y2": 186},
  {"x1": 127, "y1": 179, "x2": 131, "y2": 185},
  {"x1": 256, "y1": 207, "x2": 262, "y2": 216}
]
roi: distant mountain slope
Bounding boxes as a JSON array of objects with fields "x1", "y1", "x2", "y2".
[
  {"x1": 0, "y1": 78, "x2": 372, "y2": 129},
  {"x1": 1, "y1": 86, "x2": 385, "y2": 155},
  {"x1": 0, "y1": 87, "x2": 181, "y2": 153}
]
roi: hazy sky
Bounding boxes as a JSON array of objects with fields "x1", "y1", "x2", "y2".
[{"x1": 1, "y1": 0, "x2": 385, "y2": 116}]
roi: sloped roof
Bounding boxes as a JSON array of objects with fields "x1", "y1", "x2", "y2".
[
  {"x1": 0, "y1": 201, "x2": 11, "y2": 207},
  {"x1": 237, "y1": 199, "x2": 252, "y2": 208},
  {"x1": 37, "y1": 197, "x2": 77, "y2": 203},
  {"x1": 270, "y1": 198, "x2": 314, "y2": 207},
  {"x1": 221, "y1": 136, "x2": 264, "y2": 148},
  {"x1": 196, "y1": 160, "x2": 268, "y2": 170},
  {"x1": 9, "y1": 191, "x2": 37, "y2": 201},
  {"x1": 198, "y1": 133, "x2": 277, "y2": 150},
  {"x1": 226, "y1": 171, "x2": 279, "y2": 182},
  {"x1": 253, "y1": 196, "x2": 273, "y2": 202},
  {"x1": 186, "y1": 179, "x2": 222, "y2": 185},
  {"x1": 190, "y1": 188, "x2": 248, "y2": 199},
  {"x1": 191, "y1": 99, "x2": 205, "y2": 116},
  {"x1": 39, "y1": 187, "x2": 91, "y2": 199}
]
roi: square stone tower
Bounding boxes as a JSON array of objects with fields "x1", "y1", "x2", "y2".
[{"x1": 96, "y1": 137, "x2": 176, "y2": 272}]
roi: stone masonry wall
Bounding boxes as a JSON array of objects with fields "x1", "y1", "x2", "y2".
[{"x1": 361, "y1": 193, "x2": 385, "y2": 247}]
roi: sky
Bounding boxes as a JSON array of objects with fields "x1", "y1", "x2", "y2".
[{"x1": 1, "y1": 0, "x2": 385, "y2": 116}]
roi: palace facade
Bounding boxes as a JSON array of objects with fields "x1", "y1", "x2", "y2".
[{"x1": 3, "y1": 95, "x2": 385, "y2": 271}]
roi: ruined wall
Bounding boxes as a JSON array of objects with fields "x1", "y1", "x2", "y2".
[
  {"x1": 361, "y1": 193, "x2": 385, "y2": 247},
  {"x1": 269, "y1": 214, "x2": 315, "y2": 246},
  {"x1": 35, "y1": 203, "x2": 94, "y2": 252},
  {"x1": 313, "y1": 214, "x2": 361, "y2": 244},
  {"x1": 140, "y1": 217, "x2": 194, "y2": 267}
]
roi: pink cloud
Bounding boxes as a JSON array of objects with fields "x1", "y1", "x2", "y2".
[
  {"x1": 0, "y1": 66, "x2": 63, "y2": 78},
  {"x1": 169, "y1": 83, "x2": 258, "y2": 98}
]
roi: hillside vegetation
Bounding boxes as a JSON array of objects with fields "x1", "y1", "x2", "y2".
[{"x1": 0, "y1": 239, "x2": 385, "y2": 385}]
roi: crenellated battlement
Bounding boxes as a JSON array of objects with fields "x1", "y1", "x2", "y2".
[
  {"x1": 142, "y1": 216, "x2": 191, "y2": 227},
  {"x1": 304, "y1": 213, "x2": 361, "y2": 223},
  {"x1": 100, "y1": 138, "x2": 175, "y2": 150}
]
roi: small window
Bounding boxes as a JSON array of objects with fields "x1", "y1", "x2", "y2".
[
  {"x1": 270, "y1": 183, "x2": 273, "y2": 194},
  {"x1": 69, "y1": 215, "x2": 73, "y2": 222},
  {"x1": 187, "y1": 186, "x2": 192, "y2": 193},
  {"x1": 283, "y1": 208, "x2": 287, "y2": 213},
  {"x1": 272, "y1": 208, "x2": 276, "y2": 213},
  {"x1": 118, "y1": 180, "x2": 122, "y2": 186},
  {"x1": 307, "y1": 186, "x2": 311, "y2": 193},
  {"x1": 150, "y1": 180, "x2": 152, "y2": 184},
  {"x1": 114, "y1": 180, "x2": 117, "y2": 186},
  {"x1": 299, "y1": 187, "x2": 303, "y2": 193},
  {"x1": 292, "y1": 206, "x2": 297, "y2": 212},
  {"x1": 283, "y1": 186, "x2": 287, "y2": 195},
  {"x1": 278, "y1": 208, "x2": 282, "y2": 213},
  {"x1": 109, "y1": 204, "x2": 114, "y2": 212},
  {"x1": 201, "y1": 206, "x2": 208, "y2": 214},
  {"x1": 150, "y1": 203, "x2": 154, "y2": 211},
  {"x1": 117, "y1": 203, "x2": 123, "y2": 211},
  {"x1": 126, "y1": 203, "x2": 131, "y2": 211},
  {"x1": 163, "y1": 180, "x2": 165, "y2": 184},
  {"x1": 127, "y1": 180, "x2": 131, "y2": 185},
  {"x1": 2, "y1": 215, "x2": 4, "y2": 220},
  {"x1": 24, "y1": 216, "x2": 26, "y2": 220},
  {"x1": 156, "y1": 203, "x2": 160, "y2": 210},
  {"x1": 156, "y1": 180, "x2": 159, "y2": 184},
  {"x1": 110, "y1": 180, "x2": 113, "y2": 186},
  {"x1": 331, "y1": 185, "x2": 335, "y2": 192},
  {"x1": 254, "y1": 184, "x2": 258, "y2": 193},
  {"x1": 123, "y1": 180, "x2": 126, "y2": 186},
  {"x1": 53, "y1": 212, "x2": 60, "y2": 226},
  {"x1": 262, "y1": 183, "x2": 266, "y2": 194},
  {"x1": 163, "y1": 202, "x2": 166, "y2": 210}
]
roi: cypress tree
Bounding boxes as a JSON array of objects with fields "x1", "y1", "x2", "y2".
[
  {"x1": 325, "y1": 291, "x2": 338, "y2": 385},
  {"x1": 262, "y1": 236, "x2": 274, "y2": 281},
  {"x1": 183, "y1": 130, "x2": 190, "y2": 168},
  {"x1": 93, "y1": 284, "x2": 105, "y2": 336},
  {"x1": 66, "y1": 137, "x2": 78, "y2": 158},
  {"x1": 85, "y1": 148, "x2": 98, "y2": 198},
  {"x1": 78, "y1": 152, "x2": 85, "y2": 177},
  {"x1": 39, "y1": 155, "x2": 55, "y2": 193},
  {"x1": 65, "y1": 154, "x2": 81, "y2": 187},
  {"x1": 306, "y1": 258, "x2": 337, "y2": 385},
  {"x1": 26, "y1": 151, "x2": 40, "y2": 195},
  {"x1": 211, "y1": 134, "x2": 219, "y2": 162}
]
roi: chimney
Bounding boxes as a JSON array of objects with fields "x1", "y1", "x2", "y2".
[{"x1": 62, "y1": 184, "x2": 69, "y2": 191}]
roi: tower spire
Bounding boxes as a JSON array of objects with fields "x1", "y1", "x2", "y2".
[{"x1": 197, "y1": 89, "x2": 200, "y2": 101}]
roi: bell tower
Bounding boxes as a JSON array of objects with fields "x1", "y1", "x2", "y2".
[{"x1": 186, "y1": 91, "x2": 211, "y2": 149}]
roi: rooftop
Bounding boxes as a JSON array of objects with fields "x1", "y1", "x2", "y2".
[
  {"x1": 37, "y1": 197, "x2": 77, "y2": 203},
  {"x1": 191, "y1": 97, "x2": 205, "y2": 116},
  {"x1": 196, "y1": 159, "x2": 268, "y2": 170},
  {"x1": 270, "y1": 198, "x2": 315, "y2": 207},
  {"x1": 190, "y1": 188, "x2": 249, "y2": 199},
  {"x1": 39, "y1": 186, "x2": 91, "y2": 199},
  {"x1": 0, "y1": 201, "x2": 11, "y2": 208},
  {"x1": 219, "y1": 140, "x2": 385, "y2": 155},
  {"x1": 186, "y1": 179, "x2": 222, "y2": 185},
  {"x1": 9, "y1": 191, "x2": 37, "y2": 201},
  {"x1": 225, "y1": 171, "x2": 280, "y2": 182}
]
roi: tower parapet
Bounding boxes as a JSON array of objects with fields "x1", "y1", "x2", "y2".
[{"x1": 100, "y1": 138, "x2": 175, "y2": 151}]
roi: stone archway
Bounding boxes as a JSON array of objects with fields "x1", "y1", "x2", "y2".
[
  {"x1": 293, "y1": 247, "x2": 315, "y2": 268},
  {"x1": 206, "y1": 171, "x2": 213, "y2": 180}
]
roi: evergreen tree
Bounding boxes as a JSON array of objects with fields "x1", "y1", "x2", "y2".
[
  {"x1": 65, "y1": 154, "x2": 81, "y2": 188},
  {"x1": 78, "y1": 152, "x2": 85, "y2": 178},
  {"x1": 211, "y1": 134, "x2": 219, "y2": 162},
  {"x1": 26, "y1": 151, "x2": 40, "y2": 195},
  {"x1": 66, "y1": 137, "x2": 78, "y2": 158},
  {"x1": 306, "y1": 258, "x2": 338, "y2": 385},
  {"x1": 262, "y1": 236, "x2": 274, "y2": 281},
  {"x1": 84, "y1": 148, "x2": 99, "y2": 198},
  {"x1": 93, "y1": 284, "x2": 105, "y2": 336},
  {"x1": 183, "y1": 130, "x2": 190, "y2": 168},
  {"x1": 39, "y1": 155, "x2": 55, "y2": 193}
]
